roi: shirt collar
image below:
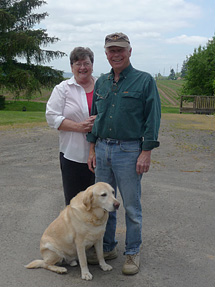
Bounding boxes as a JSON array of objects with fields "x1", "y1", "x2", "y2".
[
  {"x1": 67, "y1": 76, "x2": 77, "y2": 85},
  {"x1": 67, "y1": 75, "x2": 97, "y2": 85},
  {"x1": 109, "y1": 64, "x2": 133, "y2": 80}
]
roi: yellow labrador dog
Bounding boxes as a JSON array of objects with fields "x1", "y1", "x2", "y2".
[{"x1": 25, "y1": 182, "x2": 120, "y2": 280}]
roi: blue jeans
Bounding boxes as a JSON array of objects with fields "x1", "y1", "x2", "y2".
[{"x1": 95, "y1": 138, "x2": 143, "y2": 255}]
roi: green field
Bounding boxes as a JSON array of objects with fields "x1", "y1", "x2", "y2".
[
  {"x1": 156, "y1": 79, "x2": 183, "y2": 107},
  {"x1": 2, "y1": 80, "x2": 184, "y2": 108},
  {"x1": 0, "y1": 80, "x2": 183, "y2": 127}
]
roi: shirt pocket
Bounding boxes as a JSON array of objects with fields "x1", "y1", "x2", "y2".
[
  {"x1": 95, "y1": 90, "x2": 110, "y2": 113},
  {"x1": 120, "y1": 91, "x2": 143, "y2": 111}
]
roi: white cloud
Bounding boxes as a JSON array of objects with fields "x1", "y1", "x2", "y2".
[
  {"x1": 166, "y1": 35, "x2": 210, "y2": 45},
  {"x1": 42, "y1": 0, "x2": 201, "y2": 38},
  {"x1": 35, "y1": 0, "x2": 213, "y2": 76}
]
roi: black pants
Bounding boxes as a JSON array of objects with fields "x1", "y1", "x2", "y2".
[{"x1": 60, "y1": 152, "x2": 95, "y2": 205}]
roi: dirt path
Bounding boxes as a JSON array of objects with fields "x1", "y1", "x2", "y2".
[{"x1": 0, "y1": 114, "x2": 215, "y2": 287}]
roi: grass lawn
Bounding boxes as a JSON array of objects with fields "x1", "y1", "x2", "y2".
[
  {"x1": 162, "y1": 113, "x2": 215, "y2": 131},
  {"x1": 0, "y1": 100, "x2": 180, "y2": 128},
  {"x1": 4, "y1": 100, "x2": 46, "y2": 112},
  {"x1": 161, "y1": 106, "x2": 179, "y2": 113},
  {"x1": 1, "y1": 99, "x2": 213, "y2": 131},
  {"x1": 0, "y1": 80, "x2": 182, "y2": 129},
  {"x1": 0, "y1": 111, "x2": 46, "y2": 130},
  {"x1": 0, "y1": 101, "x2": 46, "y2": 129}
]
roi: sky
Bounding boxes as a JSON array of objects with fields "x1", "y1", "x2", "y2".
[{"x1": 37, "y1": 0, "x2": 215, "y2": 77}]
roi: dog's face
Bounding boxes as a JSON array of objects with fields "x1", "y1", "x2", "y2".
[{"x1": 83, "y1": 182, "x2": 120, "y2": 212}]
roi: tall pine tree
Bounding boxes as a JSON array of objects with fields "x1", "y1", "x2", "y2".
[{"x1": 0, "y1": 0, "x2": 66, "y2": 99}]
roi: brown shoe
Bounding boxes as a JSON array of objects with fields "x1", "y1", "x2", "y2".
[
  {"x1": 122, "y1": 253, "x2": 140, "y2": 275},
  {"x1": 87, "y1": 247, "x2": 118, "y2": 265}
]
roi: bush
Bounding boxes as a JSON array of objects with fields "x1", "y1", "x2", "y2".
[{"x1": 0, "y1": 95, "x2": 5, "y2": 110}]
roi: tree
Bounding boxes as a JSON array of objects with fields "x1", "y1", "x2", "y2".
[
  {"x1": 181, "y1": 36, "x2": 215, "y2": 96},
  {"x1": 0, "y1": 0, "x2": 66, "y2": 99},
  {"x1": 181, "y1": 59, "x2": 188, "y2": 78},
  {"x1": 168, "y1": 68, "x2": 176, "y2": 80}
]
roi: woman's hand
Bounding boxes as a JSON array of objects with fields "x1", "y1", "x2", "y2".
[
  {"x1": 58, "y1": 115, "x2": 96, "y2": 133},
  {"x1": 78, "y1": 115, "x2": 96, "y2": 133}
]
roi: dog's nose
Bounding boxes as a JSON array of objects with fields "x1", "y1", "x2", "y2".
[{"x1": 114, "y1": 202, "x2": 120, "y2": 210}]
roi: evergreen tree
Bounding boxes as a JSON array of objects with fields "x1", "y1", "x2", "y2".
[
  {"x1": 168, "y1": 68, "x2": 176, "y2": 80},
  {"x1": 181, "y1": 59, "x2": 188, "y2": 78},
  {"x1": 0, "y1": 0, "x2": 66, "y2": 99}
]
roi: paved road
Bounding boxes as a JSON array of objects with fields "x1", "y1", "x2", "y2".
[{"x1": 0, "y1": 116, "x2": 215, "y2": 287}]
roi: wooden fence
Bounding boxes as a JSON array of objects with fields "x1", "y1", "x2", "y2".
[{"x1": 180, "y1": 95, "x2": 215, "y2": 114}]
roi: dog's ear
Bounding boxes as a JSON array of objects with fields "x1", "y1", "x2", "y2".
[{"x1": 83, "y1": 187, "x2": 93, "y2": 211}]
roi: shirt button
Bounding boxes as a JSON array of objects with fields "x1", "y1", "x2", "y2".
[
  {"x1": 112, "y1": 104, "x2": 115, "y2": 107},
  {"x1": 109, "y1": 128, "x2": 112, "y2": 131},
  {"x1": 110, "y1": 116, "x2": 112, "y2": 118}
]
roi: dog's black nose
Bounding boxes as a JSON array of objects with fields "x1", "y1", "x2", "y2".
[{"x1": 114, "y1": 202, "x2": 120, "y2": 210}]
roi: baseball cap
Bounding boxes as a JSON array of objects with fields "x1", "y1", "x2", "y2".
[{"x1": 104, "y1": 32, "x2": 130, "y2": 48}]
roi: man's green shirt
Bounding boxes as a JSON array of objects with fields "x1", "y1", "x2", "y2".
[{"x1": 87, "y1": 64, "x2": 161, "y2": 150}]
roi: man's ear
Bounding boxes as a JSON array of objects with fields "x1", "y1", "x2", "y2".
[{"x1": 128, "y1": 47, "x2": 132, "y2": 57}]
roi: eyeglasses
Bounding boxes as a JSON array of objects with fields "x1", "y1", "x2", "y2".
[
  {"x1": 112, "y1": 82, "x2": 118, "y2": 92},
  {"x1": 73, "y1": 61, "x2": 92, "y2": 67}
]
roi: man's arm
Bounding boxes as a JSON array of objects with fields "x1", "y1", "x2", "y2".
[{"x1": 136, "y1": 76, "x2": 160, "y2": 174}]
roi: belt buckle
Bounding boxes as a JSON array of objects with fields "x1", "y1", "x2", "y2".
[{"x1": 108, "y1": 138, "x2": 120, "y2": 145}]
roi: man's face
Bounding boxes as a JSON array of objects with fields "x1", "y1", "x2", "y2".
[{"x1": 105, "y1": 46, "x2": 132, "y2": 72}]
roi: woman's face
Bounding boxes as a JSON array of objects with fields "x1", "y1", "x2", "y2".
[{"x1": 71, "y1": 56, "x2": 93, "y2": 83}]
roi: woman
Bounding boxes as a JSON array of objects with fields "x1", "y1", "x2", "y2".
[{"x1": 46, "y1": 47, "x2": 96, "y2": 205}]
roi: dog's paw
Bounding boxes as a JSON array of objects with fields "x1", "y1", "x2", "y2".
[
  {"x1": 56, "y1": 266, "x2": 67, "y2": 274},
  {"x1": 100, "y1": 263, "x2": 113, "y2": 271},
  {"x1": 81, "y1": 271, "x2": 93, "y2": 280}
]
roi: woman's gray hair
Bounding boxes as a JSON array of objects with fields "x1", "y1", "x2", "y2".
[{"x1": 70, "y1": 47, "x2": 94, "y2": 65}]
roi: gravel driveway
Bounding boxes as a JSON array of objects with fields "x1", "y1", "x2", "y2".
[{"x1": 0, "y1": 114, "x2": 215, "y2": 287}]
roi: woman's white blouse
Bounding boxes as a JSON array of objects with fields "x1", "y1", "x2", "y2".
[{"x1": 46, "y1": 76, "x2": 96, "y2": 163}]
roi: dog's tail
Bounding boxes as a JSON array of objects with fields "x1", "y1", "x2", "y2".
[{"x1": 25, "y1": 259, "x2": 45, "y2": 269}]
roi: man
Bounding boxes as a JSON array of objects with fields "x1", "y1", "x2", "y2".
[{"x1": 87, "y1": 32, "x2": 161, "y2": 275}]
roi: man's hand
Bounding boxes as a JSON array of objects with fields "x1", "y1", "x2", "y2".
[
  {"x1": 136, "y1": 150, "x2": 151, "y2": 174},
  {"x1": 87, "y1": 143, "x2": 96, "y2": 173}
]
